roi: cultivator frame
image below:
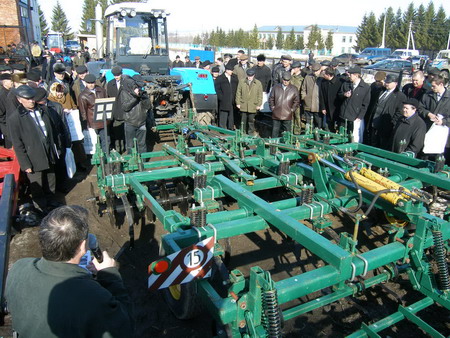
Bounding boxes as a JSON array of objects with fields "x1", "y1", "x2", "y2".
[{"x1": 92, "y1": 113, "x2": 450, "y2": 337}]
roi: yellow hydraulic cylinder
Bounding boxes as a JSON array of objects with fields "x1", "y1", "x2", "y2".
[
  {"x1": 359, "y1": 168, "x2": 414, "y2": 199},
  {"x1": 344, "y1": 171, "x2": 402, "y2": 205}
]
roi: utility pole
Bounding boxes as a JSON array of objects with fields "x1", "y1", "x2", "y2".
[
  {"x1": 95, "y1": 4, "x2": 103, "y2": 58},
  {"x1": 447, "y1": 30, "x2": 450, "y2": 49},
  {"x1": 380, "y1": 11, "x2": 386, "y2": 48},
  {"x1": 407, "y1": 21, "x2": 412, "y2": 50}
]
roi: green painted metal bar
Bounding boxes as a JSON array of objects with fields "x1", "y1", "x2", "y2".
[
  {"x1": 276, "y1": 242, "x2": 407, "y2": 304},
  {"x1": 398, "y1": 306, "x2": 444, "y2": 337},
  {"x1": 105, "y1": 167, "x2": 189, "y2": 186},
  {"x1": 347, "y1": 297, "x2": 435, "y2": 338},
  {"x1": 163, "y1": 144, "x2": 208, "y2": 173},
  {"x1": 162, "y1": 216, "x2": 269, "y2": 252},
  {"x1": 129, "y1": 177, "x2": 167, "y2": 223},
  {"x1": 282, "y1": 272, "x2": 391, "y2": 321},
  {"x1": 206, "y1": 124, "x2": 236, "y2": 135},
  {"x1": 144, "y1": 159, "x2": 179, "y2": 169},
  {"x1": 140, "y1": 150, "x2": 167, "y2": 159},
  {"x1": 353, "y1": 143, "x2": 430, "y2": 167},
  {"x1": 212, "y1": 175, "x2": 351, "y2": 271}
]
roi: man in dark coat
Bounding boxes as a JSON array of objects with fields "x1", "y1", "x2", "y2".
[
  {"x1": 319, "y1": 67, "x2": 343, "y2": 132},
  {"x1": 272, "y1": 55, "x2": 292, "y2": 87},
  {"x1": 365, "y1": 71, "x2": 386, "y2": 144},
  {"x1": 419, "y1": 76, "x2": 450, "y2": 163},
  {"x1": 120, "y1": 74, "x2": 151, "y2": 153},
  {"x1": 369, "y1": 74, "x2": 406, "y2": 150},
  {"x1": 254, "y1": 54, "x2": 271, "y2": 93},
  {"x1": 5, "y1": 205, "x2": 134, "y2": 338},
  {"x1": 107, "y1": 66, "x2": 126, "y2": 153},
  {"x1": 402, "y1": 71, "x2": 428, "y2": 102},
  {"x1": 172, "y1": 55, "x2": 184, "y2": 68},
  {"x1": 338, "y1": 66, "x2": 371, "y2": 143},
  {"x1": 391, "y1": 98, "x2": 426, "y2": 155},
  {"x1": 41, "y1": 51, "x2": 56, "y2": 85},
  {"x1": 193, "y1": 56, "x2": 202, "y2": 69},
  {"x1": 0, "y1": 73, "x2": 14, "y2": 147},
  {"x1": 184, "y1": 55, "x2": 194, "y2": 67},
  {"x1": 269, "y1": 71, "x2": 300, "y2": 138},
  {"x1": 7, "y1": 85, "x2": 59, "y2": 212},
  {"x1": 215, "y1": 63, "x2": 238, "y2": 130}
]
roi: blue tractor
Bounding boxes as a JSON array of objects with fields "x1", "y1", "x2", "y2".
[{"x1": 99, "y1": 2, "x2": 217, "y2": 125}]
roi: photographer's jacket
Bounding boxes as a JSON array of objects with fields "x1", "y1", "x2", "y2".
[
  {"x1": 120, "y1": 79, "x2": 151, "y2": 127},
  {"x1": 6, "y1": 258, "x2": 134, "y2": 338}
]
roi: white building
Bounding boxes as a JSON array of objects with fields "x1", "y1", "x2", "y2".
[{"x1": 258, "y1": 25, "x2": 357, "y2": 55}]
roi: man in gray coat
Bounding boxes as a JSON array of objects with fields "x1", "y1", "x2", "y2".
[{"x1": 6, "y1": 205, "x2": 134, "y2": 338}]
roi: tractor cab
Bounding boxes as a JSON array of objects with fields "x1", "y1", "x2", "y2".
[{"x1": 104, "y1": 2, "x2": 170, "y2": 75}]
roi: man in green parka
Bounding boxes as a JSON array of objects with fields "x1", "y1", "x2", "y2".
[
  {"x1": 236, "y1": 68, "x2": 263, "y2": 136},
  {"x1": 290, "y1": 61, "x2": 304, "y2": 134},
  {"x1": 6, "y1": 205, "x2": 134, "y2": 338}
]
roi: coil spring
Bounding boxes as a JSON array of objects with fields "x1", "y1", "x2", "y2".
[
  {"x1": 432, "y1": 231, "x2": 450, "y2": 292},
  {"x1": 262, "y1": 289, "x2": 282, "y2": 338},
  {"x1": 270, "y1": 144, "x2": 277, "y2": 155},
  {"x1": 190, "y1": 208, "x2": 207, "y2": 227},
  {"x1": 194, "y1": 175, "x2": 207, "y2": 189},
  {"x1": 195, "y1": 152, "x2": 206, "y2": 164},
  {"x1": 301, "y1": 185, "x2": 314, "y2": 204}
]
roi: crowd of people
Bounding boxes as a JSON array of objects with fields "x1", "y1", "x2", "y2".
[
  {"x1": 0, "y1": 47, "x2": 449, "y2": 215},
  {"x1": 171, "y1": 50, "x2": 449, "y2": 164},
  {"x1": 0, "y1": 46, "x2": 150, "y2": 215}
]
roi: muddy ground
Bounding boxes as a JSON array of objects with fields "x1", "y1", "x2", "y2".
[{"x1": 1, "y1": 129, "x2": 449, "y2": 338}]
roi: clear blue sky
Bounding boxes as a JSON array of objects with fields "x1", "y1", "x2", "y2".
[{"x1": 40, "y1": 0, "x2": 450, "y2": 34}]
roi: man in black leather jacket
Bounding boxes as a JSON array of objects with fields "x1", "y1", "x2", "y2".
[{"x1": 119, "y1": 75, "x2": 151, "y2": 153}]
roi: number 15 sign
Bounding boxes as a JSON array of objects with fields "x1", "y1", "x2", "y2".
[{"x1": 147, "y1": 237, "x2": 215, "y2": 291}]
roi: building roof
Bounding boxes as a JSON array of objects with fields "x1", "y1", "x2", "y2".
[{"x1": 258, "y1": 25, "x2": 357, "y2": 34}]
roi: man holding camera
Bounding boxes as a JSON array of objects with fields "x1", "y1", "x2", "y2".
[
  {"x1": 119, "y1": 74, "x2": 151, "y2": 153},
  {"x1": 6, "y1": 205, "x2": 134, "y2": 337}
]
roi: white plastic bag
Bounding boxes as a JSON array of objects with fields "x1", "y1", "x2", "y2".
[
  {"x1": 423, "y1": 124, "x2": 449, "y2": 154},
  {"x1": 83, "y1": 128, "x2": 98, "y2": 155},
  {"x1": 65, "y1": 148, "x2": 76, "y2": 178}
]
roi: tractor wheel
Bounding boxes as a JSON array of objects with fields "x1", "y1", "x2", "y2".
[{"x1": 163, "y1": 281, "x2": 202, "y2": 320}]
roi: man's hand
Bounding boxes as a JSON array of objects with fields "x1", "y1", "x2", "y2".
[
  {"x1": 435, "y1": 118, "x2": 443, "y2": 125},
  {"x1": 256, "y1": 106, "x2": 261, "y2": 110},
  {"x1": 344, "y1": 91, "x2": 352, "y2": 98},
  {"x1": 92, "y1": 251, "x2": 116, "y2": 271},
  {"x1": 236, "y1": 104, "x2": 241, "y2": 109},
  {"x1": 25, "y1": 168, "x2": 33, "y2": 174},
  {"x1": 322, "y1": 109, "x2": 326, "y2": 115},
  {"x1": 134, "y1": 88, "x2": 140, "y2": 95}
]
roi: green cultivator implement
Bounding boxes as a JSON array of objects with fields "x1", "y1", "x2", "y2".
[{"x1": 92, "y1": 113, "x2": 449, "y2": 337}]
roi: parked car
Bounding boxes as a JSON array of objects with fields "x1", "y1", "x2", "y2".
[
  {"x1": 354, "y1": 47, "x2": 391, "y2": 65},
  {"x1": 390, "y1": 49, "x2": 419, "y2": 60},
  {"x1": 362, "y1": 59, "x2": 413, "y2": 76},
  {"x1": 430, "y1": 50, "x2": 450, "y2": 75},
  {"x1": 332, "y1": 53, "x2": 358, "y2": 66},
  {"x1": 64, "y1": 40, "x2": 81, "y2": 54}
]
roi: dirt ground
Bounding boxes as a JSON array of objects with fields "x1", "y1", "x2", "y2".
[{"x1": 1, "y1": 130, "x2": 449, "y2": 338}]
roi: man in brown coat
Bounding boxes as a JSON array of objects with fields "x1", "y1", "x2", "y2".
[
  {"x1": 78, "y1": 74, "x2": 110, "y2": 153},
  {"x1": 269, "y1": 72, "x2": 300, "y2": 138}
]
